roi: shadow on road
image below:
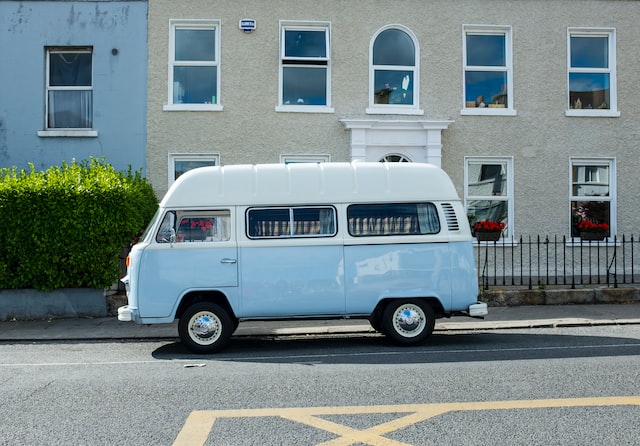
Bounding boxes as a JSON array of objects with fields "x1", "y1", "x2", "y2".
[{"x1": 151, "y1": 330, "x2": 640, "y2": 365}]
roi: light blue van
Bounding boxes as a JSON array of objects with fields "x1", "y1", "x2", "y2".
[{"x1": 119, "y1": 162, "x2": 487, "y2": 353}]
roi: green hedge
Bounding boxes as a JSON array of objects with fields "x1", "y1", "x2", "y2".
[{"x1": 0, "y1": 159, "x2": 158, "y2": 290}]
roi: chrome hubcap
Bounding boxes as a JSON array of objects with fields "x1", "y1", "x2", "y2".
[
  {"x1": 190, "y1": 312, "x2": 221, "y2": 344},
  {"x1": 393, "y1": 305, "x2": 425, "y2": 337}
]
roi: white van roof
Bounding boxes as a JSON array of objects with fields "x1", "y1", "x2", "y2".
[{"x1": 161, "y1": 162, "x2": 460, "y2": 208}]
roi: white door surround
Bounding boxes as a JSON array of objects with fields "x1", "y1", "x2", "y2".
[{"x1": 340, "y1": 119, "x2": 453, "y2": 167}]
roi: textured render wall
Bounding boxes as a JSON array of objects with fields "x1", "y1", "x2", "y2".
[
  {"x1": 0, "y1": 1, "x2": 148, "y2": 174},
  {"x1": 147, "y1": 0, "x2": 640, "y2": 237}
]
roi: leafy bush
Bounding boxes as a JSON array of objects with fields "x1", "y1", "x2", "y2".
[{"x1": 0, "y1": 158, "x2": 157, "y2": 290}]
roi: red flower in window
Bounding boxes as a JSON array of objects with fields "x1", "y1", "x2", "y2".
[
  {"x1": 472, "y1": 220, "x2": 505, "y2": 233},
  {"x1": 577, "y1": 220, "x2": 609, "y2": 233}
]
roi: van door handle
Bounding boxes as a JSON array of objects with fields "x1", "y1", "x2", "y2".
[{"x1": 220, "y1": 258, "x2": 237, "y2": 264}]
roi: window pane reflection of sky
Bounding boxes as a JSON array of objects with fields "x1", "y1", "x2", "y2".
[
  {"x1": 465, "y1": 71, "x2": 507, "y2": 104},
  {"x1": 571, "y1": 36, "x2": 608, "y2": 68}
]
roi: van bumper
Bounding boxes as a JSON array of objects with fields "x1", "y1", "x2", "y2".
[
  {"x1": 117, "y1": 305, "x2": 139, "y2": 322},
  {"x1": 468, "y1": 302, "x2": 488, "y2": 318}
]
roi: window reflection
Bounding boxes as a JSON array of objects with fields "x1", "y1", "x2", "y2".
[
  {"x1": 373, "y1": 29, "x2": 415, "y2": 66},
  {"x1": 282, "y1": 67, "x2": 327, "y2": 105},
  {"x1": 175, "y1": 29, "x2": 215, "y2": 61},
  {"x1": 284, "y1": 30, "x2": 326, "y2": 58},
  {"x1": 173, "y1": 66, "x2": 217, "y2": 104},
  {"x1": 466, "y1": 34, "x2": 505, "y2": 66}
]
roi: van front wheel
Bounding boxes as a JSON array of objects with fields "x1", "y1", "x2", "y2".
[
  {"x1": 178, "y1": 302, "x2": 233, "y2": 353},
  {"x1": 383, "y1": 300, "x2": 435, "y2": 345}
]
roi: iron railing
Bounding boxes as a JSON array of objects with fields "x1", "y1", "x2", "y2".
[{"x1": 476, "y1": 235, "x2": 640, "y2": 290}]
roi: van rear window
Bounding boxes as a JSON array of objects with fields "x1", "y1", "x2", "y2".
[
  {"x1": 347, "y1": 203, "x2": 440, "y2": 236},
  {"x1": 247, "y1": 206, "x2": 336, "y2": 238}
]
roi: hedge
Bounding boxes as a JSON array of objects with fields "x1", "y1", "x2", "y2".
[{"x1": 0, "y1": 158, "x2": 158, "y2": 291}]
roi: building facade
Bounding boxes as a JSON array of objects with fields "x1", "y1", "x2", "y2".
[
  {"x1": 0, "y1": 0, "x2": 148, "y2": 174},
  {"x1": 150, "y1": 0, "x2": 638, "y2": 240}
]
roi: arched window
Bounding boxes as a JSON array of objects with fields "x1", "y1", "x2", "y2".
[{"x1": 368, "y1": 26, "x2": 421, "y2": 115}]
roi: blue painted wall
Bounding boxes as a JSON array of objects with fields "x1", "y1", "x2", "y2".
[{"x1": 0, "y1": 0, "x2": 147, "y2": 173}]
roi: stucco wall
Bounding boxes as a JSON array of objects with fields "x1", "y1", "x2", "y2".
[
  {"x1": 0, "y1": 0, "x2": 148, "y2": 174},
  {"x1": 147, "y1": 0, "x2": 640, "y2": 236}
]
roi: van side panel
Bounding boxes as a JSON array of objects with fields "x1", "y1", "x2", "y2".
[
  {"x1": 343, "y1": 242, "x2": 452, "y2": 314},
  {"x1": 238, "y1": 244, "x2": 345, "y2": 317}
]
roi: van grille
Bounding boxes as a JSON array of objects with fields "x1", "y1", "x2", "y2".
[{"x1": 441, "y1": 203, "x2": 459, "y2": 231}]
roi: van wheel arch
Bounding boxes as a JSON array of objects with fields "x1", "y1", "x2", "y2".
[{"x1": 175, "y1": 291, "x2": 239, "y2": 331}]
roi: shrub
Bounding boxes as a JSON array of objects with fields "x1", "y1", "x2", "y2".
[{"x1": 0, "y1": 158, "x2": 157, "y2": 290}]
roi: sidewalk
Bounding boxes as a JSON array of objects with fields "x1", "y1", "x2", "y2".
[{"x1": 1, "y1": 304, "x2": 640, "y2": 342}]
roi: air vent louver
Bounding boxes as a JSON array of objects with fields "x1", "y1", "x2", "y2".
[{"x1": 441, "y1": 203, "x2": 459, "y2": 231}]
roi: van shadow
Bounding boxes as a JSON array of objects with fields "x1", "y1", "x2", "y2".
[{"x1": 151, "y1": 331, "x2": 640, "y2": 365}]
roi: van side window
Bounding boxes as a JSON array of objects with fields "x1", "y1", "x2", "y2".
[
  {"x1": 347, "y1": 203, "x2": 440, "y2": 236},
  {"x1": 156, "y1": 210, "x2": 231, "y2": 243},
  {"x1": 247, "y1": 206, "x2": 336, "y2": 238}
]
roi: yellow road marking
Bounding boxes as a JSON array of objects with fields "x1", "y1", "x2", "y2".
[{"x1": 173, "y1": 396, "x2": 640, "y2": 446}]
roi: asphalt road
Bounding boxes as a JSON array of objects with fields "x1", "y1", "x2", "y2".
[{"x1": 2, "y1": 325, "x2": 640, "y2": 445}]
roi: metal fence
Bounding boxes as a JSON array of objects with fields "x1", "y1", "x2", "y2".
[{"x1": 476, "y1": 235, "x2": 640, "y2": 290}]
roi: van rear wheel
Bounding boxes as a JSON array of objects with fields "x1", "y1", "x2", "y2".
[
  {"x1": 178, "y1": 302, "x2": 233, "y2": 353},
  {"x1": 382, "y1": 300, "x2": 435, "y2": 345}
]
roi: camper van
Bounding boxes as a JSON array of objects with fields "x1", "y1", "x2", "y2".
[{"x1": 118, "y1": 162, "x2": 487, "y2": 353}]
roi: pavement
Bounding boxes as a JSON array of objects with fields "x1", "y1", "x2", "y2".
[{"x1": 1, "y1": 304, "x2": 640, "y2": 342}]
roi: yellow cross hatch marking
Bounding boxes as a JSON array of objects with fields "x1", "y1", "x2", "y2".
[{"x1": 173, "y1": 396, "x2": 640, "y2": 446}]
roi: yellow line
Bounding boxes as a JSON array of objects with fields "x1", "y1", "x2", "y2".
[
  {"x1": 173, "y1": 412, "x2": 217, "y2": 446},
  {"x1": 173, "y1": 396, "x2": 640, "y2": 446}
]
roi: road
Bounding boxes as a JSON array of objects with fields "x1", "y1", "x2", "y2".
[{"x1": 1, "y1": 325, "x2": 640, "y2": 445}]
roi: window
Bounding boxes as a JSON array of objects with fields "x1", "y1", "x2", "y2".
[
  {"x1": 156, "y1": 210, "x2": 231, "y2": 243},
  {"x1": 567, "y1": 28, "x2": 618, "y2": 117},
  {"x1": 570, "y1": 158, "x2": 615, "y2": 239},
  {"x1": 168, "y1": 154, "x2": 219, "y2": 187},
  {"x1": 368, "y1": 26, "x2": 422, "y2": 115},
  {"x1": 462, "y1": 25, "x2": 514, "y2": 115},
  {"x1": 44, "y1": 47, "x2": 93, "y2": 130},
  {"x1": 247, "y1": 207, "x2": 337, "y2": 238},
  {"x1": 277, "y1": 21, "x2": 333, "y2": 112},
  {"x1": 347, "y1": 203, "x2": 439, "y2": 237},
  {"x1": 166, "y1": 20, "x2": 221, "y2": 111},
  {"x1": 465, "y1": 157, "x2": 513, "y2": 240}
]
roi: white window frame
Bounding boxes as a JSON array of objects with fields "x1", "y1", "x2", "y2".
[
  {"x1": 569, "y1": 157, "x2": 616, "y2": 242},
  {"x1": 38, "y1": 47, "x2": 97, "y2": 138},
  {"x1": 367, "y1": 25, "x2": 423, "y2": 116},
  {"x1": 276, "y1": 21, "x2": 334, "y2": 113},
  {"x1": 168, "y1": 153, "x2": 220, "y2": 187},
  {"x1": 164, "y1": 19, "x2": 222, "y2": 112},
  {"x1": 566, "y1": 28, "x2": 619, "y2": 118},
  {"x1": 464, "y1": 156, "x2": 515, "y2": 242},
  {"x1": 280, "y1": 154, "x2": 331, "y2": 164},
  {"x1": 461, "y1": 25, "x2": 515, "y2": 116}
]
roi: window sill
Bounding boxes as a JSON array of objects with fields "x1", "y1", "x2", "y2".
[
  {"x1": 38, "y1": 130, "x2": 98, "y2": 138},
  {"x1": 163, "y1": 104, "x2": 224, "y2": 112},
  {"x1": 275, "y1": 105, "x2": 335, "y2": 113},
  {"x1": 460, "y1": 108, "x2": 517, "y2": 117},
  {"x1": 565, "y1": 110, "x2": 620, "y2": 118},
  {"x1": 366, "y1": 106, "x2": 424, "y2": 116}
]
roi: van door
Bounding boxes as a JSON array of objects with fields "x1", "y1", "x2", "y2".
[{"x1": 137, "y1": 210, "x2": 238, "y2": 319}]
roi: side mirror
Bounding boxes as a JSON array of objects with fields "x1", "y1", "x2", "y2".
[{"x1": 170, "y1": 228, "x2": 176, "y2": 245}]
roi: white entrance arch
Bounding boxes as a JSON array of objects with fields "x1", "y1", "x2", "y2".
[{"x1": 340, "y1": 119, "x2": 453, "y2": 167}]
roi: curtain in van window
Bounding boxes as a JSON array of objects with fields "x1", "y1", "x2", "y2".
[{"x1": 417, "y1": 203, "x2": 440, "y2": 233}]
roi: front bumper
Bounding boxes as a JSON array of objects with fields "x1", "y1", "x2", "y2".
[{"x1": 117, "y1": 305, "x2": 138, "y2": 322}]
